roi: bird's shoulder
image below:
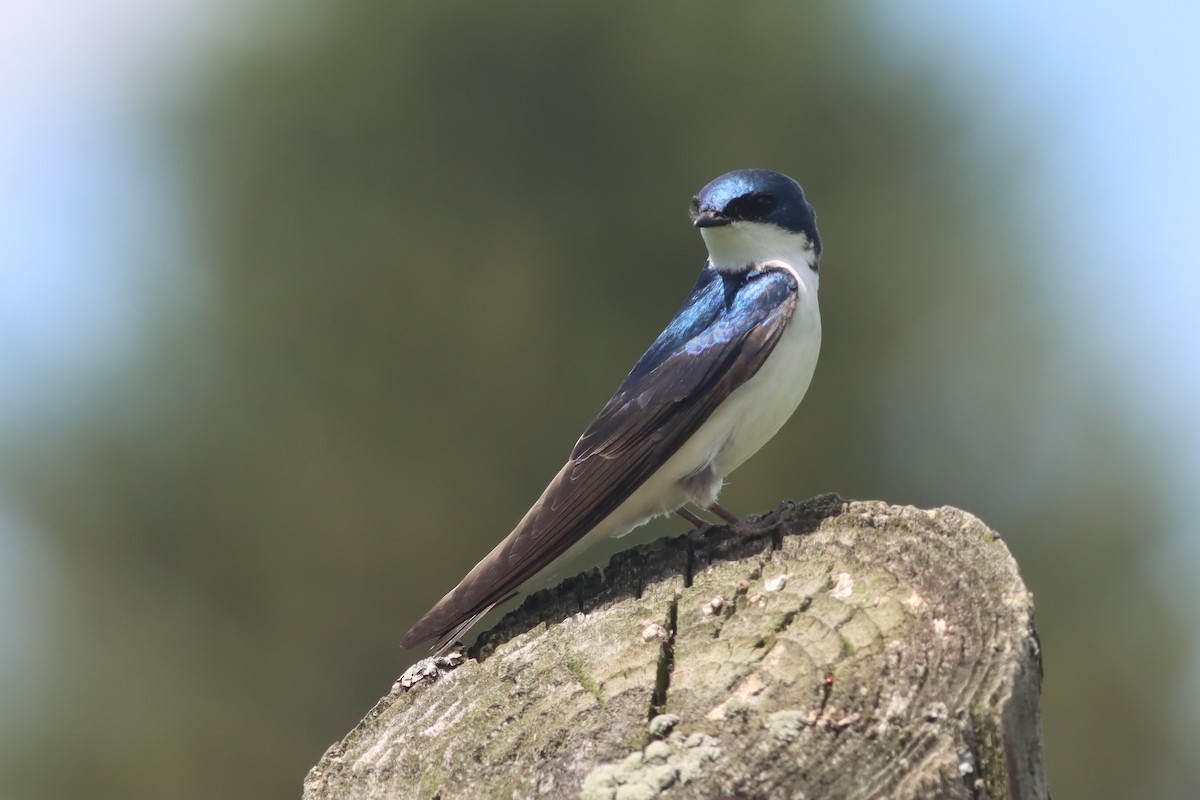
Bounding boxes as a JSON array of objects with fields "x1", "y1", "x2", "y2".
[
  {"x1": 625, "y1": 263, "x2": 798, "y2": 384},
  {"x1": 569, "y1": 262, "x2": 797, "y2": 461}
]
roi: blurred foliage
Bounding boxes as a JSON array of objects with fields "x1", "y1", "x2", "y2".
[{"x1": 1, "y1": 2, "x2": 1195, "y2": 799}]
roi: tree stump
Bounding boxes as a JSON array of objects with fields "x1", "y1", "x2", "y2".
[{"x1": 303, "y1": 495, "x2": 1047, "y2": 799}]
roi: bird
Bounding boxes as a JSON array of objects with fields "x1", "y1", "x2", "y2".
[{"x1": 402, "y1": 168, "x2": 822, "y2": 652}]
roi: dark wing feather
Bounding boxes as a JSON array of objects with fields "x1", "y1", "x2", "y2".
[{"x1": 403, "y1": 266, "x2": 799, "y2": 649}]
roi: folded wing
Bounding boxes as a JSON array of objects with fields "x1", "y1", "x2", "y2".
[{"x1": 403, "y1": 265, "x2": 799, "y2": 649}]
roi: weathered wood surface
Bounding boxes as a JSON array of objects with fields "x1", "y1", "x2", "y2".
[{"x1": 303, "y1": 495, "x2": 1047, "y2": 800}]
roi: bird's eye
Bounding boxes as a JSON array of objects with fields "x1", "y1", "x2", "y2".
[
  {"x1": 689, "y1": 195, "x2": 701, "y2": 211},
  {"x1": 726, "y1": 192, "x2": 778, "y2": 220}
]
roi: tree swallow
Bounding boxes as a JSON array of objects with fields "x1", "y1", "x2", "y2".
[{"x1": 403, "y1": 169, "x2": 822, "y2": 651}]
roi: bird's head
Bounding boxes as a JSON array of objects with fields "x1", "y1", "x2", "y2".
[{"x1": 690, "y1": 169, "x2": 821, "y2": 274}]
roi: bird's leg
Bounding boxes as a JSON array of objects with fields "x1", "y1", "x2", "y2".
[
  {"x1": 675, "y1": 507, "x2": 710, "y2": 533},
  {"x1": 706, "y1": 501, "x2": 781, "y2": 539},
  {"x1": 678, "y1": 502, "x2": 782, "y2": 541},
  {"x1": 705, "y1": 502, "x2": 741, "y2": 527}
]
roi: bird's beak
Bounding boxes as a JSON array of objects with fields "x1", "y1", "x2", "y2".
[{"x1": 692, "y1": 209, "x2": 732, "y2": 228}]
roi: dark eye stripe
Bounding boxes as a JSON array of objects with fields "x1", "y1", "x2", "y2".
[{"x1": 725, "y1": 192, "x2": 778, "y2": 220}]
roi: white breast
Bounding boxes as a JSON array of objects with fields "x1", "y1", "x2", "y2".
[{"x1": 666, "y1": 259, "x2": 821, "y2": 495}]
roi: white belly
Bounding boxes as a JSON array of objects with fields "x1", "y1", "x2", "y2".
[{"x1": 696, "y1": 291, "x2": 820, "y2": 479}]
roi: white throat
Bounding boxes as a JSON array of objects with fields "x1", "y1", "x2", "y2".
[{"x1": 700, "y1": 222, "x2": 819, "y2": 287}]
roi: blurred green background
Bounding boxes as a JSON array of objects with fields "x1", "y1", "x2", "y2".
[{"x1": 2, "y1": 1, "x2": 1198, "y2": 798}]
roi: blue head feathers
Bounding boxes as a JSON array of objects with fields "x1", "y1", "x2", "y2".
[{"x1": 690, "y1": 169, "x2": 821, "y2": 256}]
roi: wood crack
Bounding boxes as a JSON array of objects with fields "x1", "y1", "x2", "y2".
[{"x1": 648, "y1": 594, "x2": 678, "y2": 720}]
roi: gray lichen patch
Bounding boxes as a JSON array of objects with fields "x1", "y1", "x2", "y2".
[
  {"x1": 647, "y1": 713, "x2": 679, "y2": 739},
  {"x1": 580, "y1": 726, "x2": 722, "y2": 800},
  {"x1": 765, "y1": 709, "x2": 812, "y2": 742}
]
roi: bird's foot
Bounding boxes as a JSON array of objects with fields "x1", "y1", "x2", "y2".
[
  {"x1": 676, "y1": 504, "x2": 783, "y2": 542},
  {"x1": 708, "y1": 501, "x2": 784, "y2": 540},
  {"x1": 727, "y1": 509, "x2": 782, "y2": 540}
]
